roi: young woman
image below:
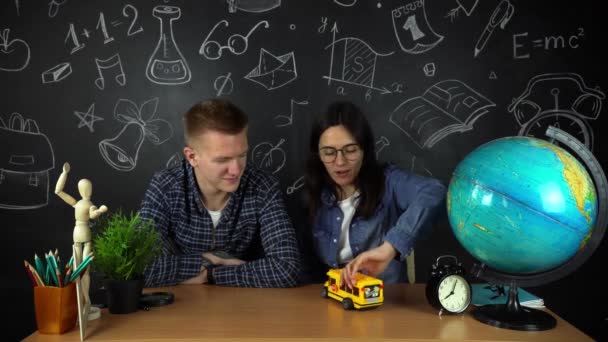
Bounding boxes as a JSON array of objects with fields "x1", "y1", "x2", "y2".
[{"x1": 305, "y1": 101, "x2": 446, "y2": 287}]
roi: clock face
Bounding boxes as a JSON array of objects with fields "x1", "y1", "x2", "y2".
[{"x1": 437, "y1": 274, "x2": 471, "y2": 313}]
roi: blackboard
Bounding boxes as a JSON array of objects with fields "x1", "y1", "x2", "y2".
[{"x1": 2, "y1": 0, "x2": 607, "y2": 339}]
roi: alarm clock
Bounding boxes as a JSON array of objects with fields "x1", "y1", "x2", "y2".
[{"x1": 425, "y1": 255, "x2": 472, "y2": 314}]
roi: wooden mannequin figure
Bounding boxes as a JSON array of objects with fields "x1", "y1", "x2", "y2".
[{"x1": 55, "y1": 162, "x2": 107, "y2": 329}]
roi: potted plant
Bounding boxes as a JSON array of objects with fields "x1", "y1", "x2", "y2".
[{"x1": 93, "y1": 210, "x2": 161, "y2": 314}]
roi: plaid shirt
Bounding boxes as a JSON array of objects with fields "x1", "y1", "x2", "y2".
[{"x1": 140, "y1": 160, "x2": 300, "y2": 288}]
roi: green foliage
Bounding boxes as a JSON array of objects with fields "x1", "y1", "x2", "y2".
[{"x1": 93, "y1": 210, "x2": 161, "y2": 281}]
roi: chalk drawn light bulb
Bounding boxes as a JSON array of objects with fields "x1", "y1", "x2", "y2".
[{"x1": 146, "y1": 6, "x2": 191, "y2": 85}]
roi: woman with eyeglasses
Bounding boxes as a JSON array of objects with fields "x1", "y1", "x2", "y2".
[{"x1": 304, "y1": 101, "x2": 447, "y2": 287}]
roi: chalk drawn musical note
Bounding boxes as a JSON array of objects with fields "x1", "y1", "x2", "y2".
[
  {"x1": 227, "y1": 0, "x2": 281, "y2": 13},
  {"x1": 200, "y1": 20, "x2": 269, "y2": 60},
  {"x1": 214, "y1": 73, "x2": 234, "y2": 96},
  {"x1": 286, "y1": 176, "x2": 304, "y2": 195},
  {"x1": 94, "y1": 53, "x2": 126, "y2": 90},
  {"x1": 274, "y1": 99, "x2": 309, "y2": 127},
  {"x1": 251, "y1": 138, "x2": 286, "y2": 174},
  {"x1": 48, "y1": 0, "x2": 67, "y2": 18},
  {"x1": 146, "y1": 6, "x2": 191, "y2": 85},
  {"x1": 392, "y1": 0, "x2": 444, "y2": 54},
  {"x1": 73, "y1": 103, "x2": 104, "y2": 133},
  {"x1": 0, "y1": 29, "x2": 31, "y2": 72}
]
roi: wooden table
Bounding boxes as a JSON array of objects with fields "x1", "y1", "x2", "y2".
[{"x1": 23, "y1": 284, "x2": 592, "y2": 341}]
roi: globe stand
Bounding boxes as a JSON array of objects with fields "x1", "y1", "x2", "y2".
[
  {"x1": 461, "y1": 127, "x2": 608, "y2": 332},
  {"x1": 473, "y1": 284, "x2": 556, "y2": 331}
]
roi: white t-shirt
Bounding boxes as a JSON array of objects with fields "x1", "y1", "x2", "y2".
[
  {"x1": 207, "y1": 209, "x2": 222, "y2": 228},
  {"x1": 337, "y1": 192, "x2": 360, "y2": 264}
]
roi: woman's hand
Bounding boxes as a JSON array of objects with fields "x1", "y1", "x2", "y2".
[{"x1": 341, "y1": 241, "x2": 397, "y2": 288}]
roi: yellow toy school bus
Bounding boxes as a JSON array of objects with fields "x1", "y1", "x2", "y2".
[{"x1": 321, "y1": 269, "x2": 384, "y2": 310}]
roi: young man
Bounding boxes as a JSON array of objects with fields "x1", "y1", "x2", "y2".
[{"x1": 140, "y1": 98, "x2": 300, "y2": 287}]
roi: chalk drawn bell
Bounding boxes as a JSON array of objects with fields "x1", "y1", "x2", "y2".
[{"x1": 98, "y1": 122, "x2": 144, "y2": 171}]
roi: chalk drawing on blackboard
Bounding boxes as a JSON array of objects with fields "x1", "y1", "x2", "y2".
[
  {"x1": 15, "y1": 0, "x2": 20, "y2": 16},
  {"x1": 407, "y1": 154, "x2": 433, "y2": 176},
  {"x1": 289, "y1": 24, "x2": 296, "y2": 30},
  {"x1": 94, "y1": 53, "x2": 126, "y2": 90},
  {"x1": 274, "y1": 99, "x2": 309, "y2": 127},
  {"x1": 391, "y1": 0, "x2": 443, "y2": 54},
  {"x1": 0, "y1": 113, "x2": 55, "y2": 210},
  {"x1": 489, "y1": 71, "x2": 497, "y2": 79},
  {"x1": 99, "y1": 98, "x2": 173, "y2": 172},
  {"x1": 122, "y1": 4, "x2": 144, "y2": 36},
  {"x1": 474, "y1": 0, "x2": 514, "y2": 58},
  {"x1": 319, "y1": 17, "x2": 329, "y2": 34},
  {"x1": 146, "y1": 6, "x2": 191, "y2": 85},
  {"x1": 48, "y1": 0, "x2": 67, "y2": 18},
  {"x1": 334, "y1": 0, "x2": 357, "y2": 7},
  {"x1": 227, "y1": 0, "x2": 281, "y2": 13},
  {"x1": 245, "y1": 49, "x2": 297, "y2": 90},
  {"x1": 74, "y1": 103, "x2": 104, "y2": 133},
  {"x1": 375, "y1": 136, "x2": 390, "y2": 158},
  {"x1": 200, "y1": 20, "x2": 269, "y2": 60},
  {"x1": 389, "y1": 80, "x2": 495, "y2": 149},
  {"x1": 65, "y1": 23, "x2": 85, "y2": 54},
  {"x1": 41, "y1": 62, "x2": 72, "y2": 84},
  {"x1": 166, "y1": 152, "x2": 182, "y2": 169},
  {"x1": 0, "y1": 29, "x2": 31, "y2": 72},
  {"x1": 324, "y1": 23, "x2": 393, "y2": 95},
  {"x1": 423, "y1": 63, "x2": 436, "y2": 77},
  {"x1": 445, "y1": 0, "x2": 478, "y2": 22},
  {"x1": 508, "y1": 73, "x2": 605, "y2": 150},
  {"x1": 286, "y1": 176, "x2": 304, "y2": 195},
  {"x1": 214, "y1": 72, "x2": 234, "y2": 96},
  {"x1": 251, "y1": 138, "x2": 286, "y2": 174}
]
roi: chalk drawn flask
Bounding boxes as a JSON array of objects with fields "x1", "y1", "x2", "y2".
[{"x1": 146, "y1": 6, "x2": 191, "y2": 85}]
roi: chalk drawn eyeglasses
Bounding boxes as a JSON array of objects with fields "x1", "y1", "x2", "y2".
[{"x1": 199, "y1": 20, "x2": 269, "y2": 60}]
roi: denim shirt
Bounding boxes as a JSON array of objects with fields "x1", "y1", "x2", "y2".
[{"x1": 312, "y1": 164, "x2": 447, "y2": 283}]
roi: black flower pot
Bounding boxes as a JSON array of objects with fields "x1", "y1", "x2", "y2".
[{"x1": 105, "y1": 278, "x2": 143, "y2": 314}]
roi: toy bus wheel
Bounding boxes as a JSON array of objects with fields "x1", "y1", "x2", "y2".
[
  {"x1": 343, "y1": 298, "x2": 354, "y2": 310},
  {"x1": 321, "y1": 287, "x2": 328, "y2": 298}
]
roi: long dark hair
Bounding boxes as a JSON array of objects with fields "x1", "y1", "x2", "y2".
[{"x1": 305, "y1": 101, "x2": 385, "y2": 221}]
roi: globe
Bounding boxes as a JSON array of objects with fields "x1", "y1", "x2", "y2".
[
  {"x1": 447, "y1": 136, "x2": 598, "y2": 275},
  {"x1": 446, "y1": 127, "x2": 607, "y2": 331}
]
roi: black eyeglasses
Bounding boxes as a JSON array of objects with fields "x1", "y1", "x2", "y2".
[{"x1": 318, "y1": 143, "x2": 361, "y2": 163}]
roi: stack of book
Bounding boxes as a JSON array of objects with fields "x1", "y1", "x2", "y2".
[{"x1": 471, "y1": 283, "x2": 545, "y2": 309}]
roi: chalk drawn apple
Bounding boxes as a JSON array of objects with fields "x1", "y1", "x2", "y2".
[
  {"x1": 0, "y1": 29, "x2": 31, "y2": 72},
  {"x1": 251, "y1": 138, "x2": 286, "y2": 174}
]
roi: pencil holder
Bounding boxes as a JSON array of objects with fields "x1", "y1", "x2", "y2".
[{"x1": 34, "y1": 281, "x2": 78, "y2": 334}]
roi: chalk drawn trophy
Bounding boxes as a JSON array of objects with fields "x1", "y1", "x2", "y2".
[
  {"x1": 146, "y1": 5, "x2": 191, "y2": 85},
  {"x1": 55, "y1": 162, "x2": 108, "y2": 339},
  {"x1": 508, "y1": 73, "x2": 605, "y2": 151}
]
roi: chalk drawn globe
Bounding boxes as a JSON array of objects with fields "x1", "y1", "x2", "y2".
[{"x1": 447, "y1": 136, "x2": 598, "y2": 274}]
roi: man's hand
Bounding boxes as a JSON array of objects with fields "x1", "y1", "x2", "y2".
[
  {"x1": 180, "y1": 267, "x2": 208, "y2": 285},
  {"x1": 203, "y1": 252, "x2": 245, "y2": 266},
  {"x1": 341, "y1": 241, "x2": 397, "y2": 289}
]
